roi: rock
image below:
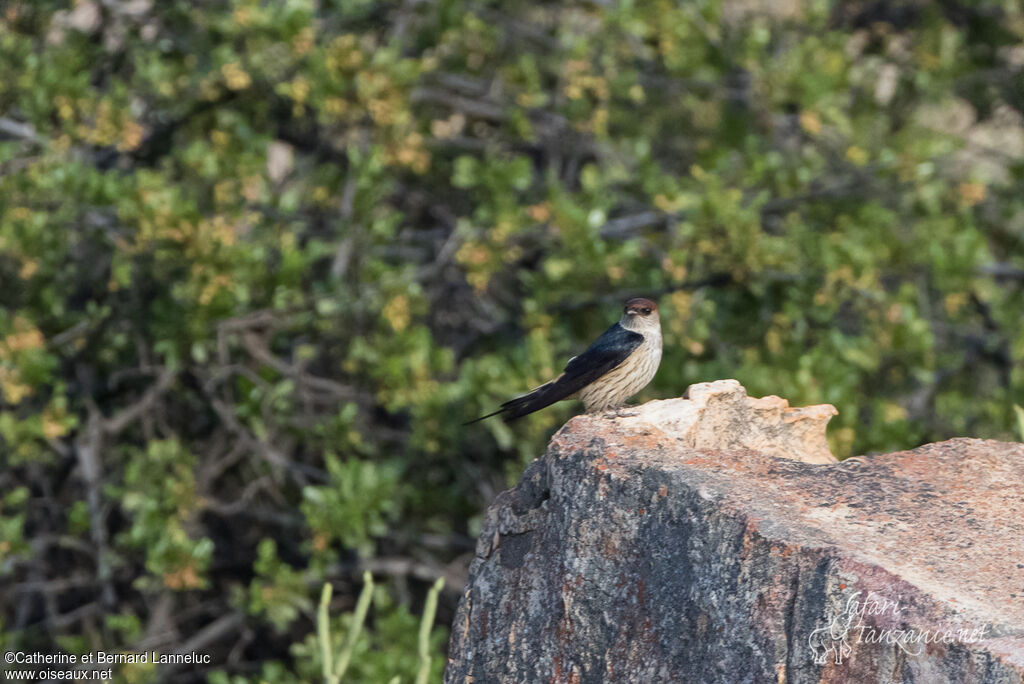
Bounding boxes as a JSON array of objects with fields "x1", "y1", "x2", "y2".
[
  {"x1": 445, "y1": 380, "x2": 1024, "y2": 684},
  {"x1": 617, "y1": 379, "x2": 839, "y2": 465}
]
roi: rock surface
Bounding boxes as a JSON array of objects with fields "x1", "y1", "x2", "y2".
[{"x1": 446, "y1": 380, "x2": 1024, "y2": 684}]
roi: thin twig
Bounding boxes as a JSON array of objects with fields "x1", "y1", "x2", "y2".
[{"x1": 103, "y1": 367, "x2": 177, "y2": 435}]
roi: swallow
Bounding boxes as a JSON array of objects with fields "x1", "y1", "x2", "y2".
[{"x1": 467, "y1": 297, "x2": 662, "y2": 423}]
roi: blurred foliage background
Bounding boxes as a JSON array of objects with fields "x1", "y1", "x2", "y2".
[{"x1": 1, "y1": 0, "x2": 1023, "y2": 681}]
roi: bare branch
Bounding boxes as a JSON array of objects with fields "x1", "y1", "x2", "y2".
[
  {"x1": 239, "y1": 331, "x2": 365, "y2": 401},
  {"x1": 0, "y1": 117, "x2": 42, "y2": 143},
  {"x1": 75, "y1": 406, "x2": 116, "y2": 609},
  {"x1": 977, "y1": 262, "x2": 1024, "y2": 280},
  {"x1": 103, "y1": 366, "x2": 178, "y2": 435},
  {"x1": 599, "y1": 211, "x2": 665, "y2": 239}
]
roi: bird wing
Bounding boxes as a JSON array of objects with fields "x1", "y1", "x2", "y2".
[
  {"x1": 492, "y1": 323, "x2": 644, "y2": 421},
  {"x1": 558, "y1": 323, "x2": 644, "y2": 392}
]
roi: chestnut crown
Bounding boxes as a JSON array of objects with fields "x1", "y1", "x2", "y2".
[{"x1": 623, "y1": 297, "x2": 658, "y2": 317}]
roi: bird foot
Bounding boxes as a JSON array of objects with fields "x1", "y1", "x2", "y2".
[{"x1": 602, "y1": 407, "x2": 638, "y2": 419}]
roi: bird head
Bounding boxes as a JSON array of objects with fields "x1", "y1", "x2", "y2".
[
  {"x1": 623, "y1": 297, "x2": 657, "y2": 317},
  {"x1": 622, "y1": 297, "x2": 659, "y2": 329}
]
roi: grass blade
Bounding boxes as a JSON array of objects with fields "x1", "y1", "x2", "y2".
[
  {"x1": 318, "y1": 583, "x2": 336, "y2": 684},
  {"x1": 335, "y1": 571, "x2": 374, "y2": 682},
  {"x1": 415, "y1": 577, "x2": 445, "y2": 684}
]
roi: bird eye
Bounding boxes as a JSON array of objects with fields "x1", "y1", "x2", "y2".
[{"x1": 641, "y1": 307, "x2": 650, "y2": 315}]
